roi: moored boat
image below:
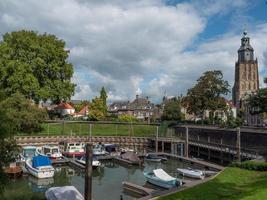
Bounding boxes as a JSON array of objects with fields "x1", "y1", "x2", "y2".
[
  {"x1": 59, "y1": 141, "x2": 85, "y2": 158},
  {"x1": 118, "y1": 151, "x2": 142, "y2": 165},
  {"x1": 144, "y1": 169, "x2": 181, "y2": 189},
  {"x1": 19, "y1": 146, "x2": 37, "y2": 173},
  {"x1": 177, "y1": 168, "x2": 205, "y2": 179},
  {"x1": 76, "y1": 155, "x2": 101, "y2": 169},
  {"x1": 93, "y1": 144, "x2": 107, "y2": 156},
  {"x1": 25, "y1": 156, "x2": 55, "y2": 179},
  {"x1": 45, "y1": 186, "x2": 84, "y2": 200},
  {"x1": 36, "y1": 145, "x2": 62, "y2": 159},
  {"x1": 144, "y1": 153, "x2": 163, "y2": 162}
]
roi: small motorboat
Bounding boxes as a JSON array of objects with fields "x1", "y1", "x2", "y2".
[
  {"x1": 20, "y1": 146, "x2": 37, "y2": 162},
  {"x1": 59, "y1": 141, "x2": 85, "y2": 158},
  {"x1": 76, "y1": 155, "x2": 101, "y2": 169},
  {"x1": 93, "y1": 144, "x2": 107, "y2": 156},
  {"x1": 177, "y1": 168, "x2": 205, "y2": 179},
  {"x1": 144, "y1": 169, "x2": 181, "y2": 189},
  {"x1": 25, "y1": 156, "x2": 55, "y2": 179},
  {"x1": 144, "y1": 153, "x2": 167, "y2": 162},
  {"x1": 19, "y1": 146, "x2": 37, "y2": 173},
  {"x1": 36, "y1": 145, "x2": 62, "y2": 159},
  {"x1": 45, "y1": 186, "x2": 84, "y2": 200}
]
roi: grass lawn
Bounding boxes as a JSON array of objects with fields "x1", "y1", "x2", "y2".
[
  {"x1": 159, "y1": 167, "x2": 267, "y2": 200},
  {"x1": 17, "y1": 122, "x2": 159, "y2": 137}
]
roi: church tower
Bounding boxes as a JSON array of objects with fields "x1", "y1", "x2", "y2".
[{"x1": 233, "y1": 30, "x2": 259, "y2": 108}]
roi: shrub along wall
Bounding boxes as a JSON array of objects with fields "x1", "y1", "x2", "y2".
[{"x1": 231, "y1": 161, "x2": 267, "y2": 171}]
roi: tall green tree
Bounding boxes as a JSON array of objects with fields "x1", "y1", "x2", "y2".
[
  {"x1": 0, "y1": 93, "x2": 48, "y2": 133},
  {"x1": 162, "y1": 98, "x2": 184, "y2": 121},
  {"x1": 0, "y1": 30, "x2": 75, "y2": 103},
  {"x1": 100, "y1": 86, "x2": 108, "y2": 115},
  {"x1": 183, "y1": 70, "x2": 230, "y2": 123},
  {"x1": 248, "y1": 88, "x2": 267, "y2": 115},
  {"x1": 88, "y1": 97, "x2": 105, "y2": 121}
]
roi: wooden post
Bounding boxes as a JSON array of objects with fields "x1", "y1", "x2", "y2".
[
  {"x1": 236, "y1": 127, "x2": 241, "y2": 162},
  {"x1": 162, "y1": 141, "x2": 164, "y2": 153},
  {"x1": 84, "y1": 143, "x2": 93, "y2": 200},
  {"x1": 185, "y1": 126, "x2": 189, "y2": 158},
  {"x1": 155, "y1": 126, "x2": 159, "y2": 153},
  {"x1": 89, "y1": 124, "x2": 92, "y2": 143}
]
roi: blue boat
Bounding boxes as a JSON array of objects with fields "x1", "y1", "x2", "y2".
[{"x1": 144, "y1": 169, "x2": 181, "y2": 189}]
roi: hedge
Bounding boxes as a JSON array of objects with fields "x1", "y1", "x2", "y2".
[{"x1": 231, "y1": 161, "x2": 267, "y2": 171}]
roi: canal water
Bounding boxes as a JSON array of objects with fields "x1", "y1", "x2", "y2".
[{"x1": 2, "y1": 158, "x2": 193, "y2": 200}]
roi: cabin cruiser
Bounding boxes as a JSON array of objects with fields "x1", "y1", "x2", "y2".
[
  {"x1": 25, "y1": 156, "x2": 55, "y2": 179},
  {"x1": 20, "y1": 146, "x2": 37, "y2": 162},
  {"x1": 144, "y1": 169, "x2": 181, "y2": 189},
  {"x1": 76, "y1": 155, "x2": 101, "y2": 169},
  {"x1": 36, "y1": 145, "x2": 62, "y2": 159},
  {"x1": 19, "y1": 146, "x2": 37, "y2": 173},
  {"x1": 177, "y1": 168, "x2": 205, "y2": 179},
  {"x1": 59, "y1": 141, "x2": 85, "y2": 157},
  {"x1": 93, "y1": 144, "x2": 107, "y2": 156}
]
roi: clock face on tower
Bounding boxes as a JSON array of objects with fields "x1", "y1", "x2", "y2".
[{"x1": 242, "y1": 38, "x2": 248, "y2": 45}]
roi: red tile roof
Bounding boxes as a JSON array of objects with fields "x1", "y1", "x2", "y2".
[{"x1": 55, "y1": 102, "x2": 74, "y2": 110}]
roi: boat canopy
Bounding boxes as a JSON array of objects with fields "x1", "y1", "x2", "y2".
[
  {"x1": 104, "y1": 144, "x2": 117, "y2": 153},
  {"x1": 153, "y1": 169, "x2": 176, "y2": 182},
  {"x1": 32, "y1": 156, "x2": 51, "y2": 168},
  {"x1": 45, "y1": 186, "x2": 84, "y2": 200}
]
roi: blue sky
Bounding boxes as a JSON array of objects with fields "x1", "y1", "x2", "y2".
[{"x1": 0, "y1": 0, "x2": 267, "y2": 103}]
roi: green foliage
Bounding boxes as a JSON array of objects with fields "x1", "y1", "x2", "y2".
[
  {"x1": 100, "y1": 87, "x2": 108, "y2": 116},
  {"x1": 0, "y1": 137, "x2": 19, "y2": 168},
  {"x1": 0, "y1": 30, "x2": 75, "y2": 103},
  {"x1": 248, "y1": 87, "x2": 267, "y2": 115},
  {"x1": 0, "y1": 93, "x2": 48, "y2": 133},
  {"x1": 118, "y1": 114, "x2": 138, "y2": 122},
  {"x1": 162, "y1": 98, "x2": 183, "y2": 121},
  {"x1": 183, "y1": 70, "x2": 230, "y2": 123},
  {"x1": 231, "y1": 161, "x2": 267, "y2": 171},
  {"x1": 88, "y1": 97, "x2": 105, "y2": 121},
  {"x1": 72, "y1": 100, "x2": 90, "y2": 112}
]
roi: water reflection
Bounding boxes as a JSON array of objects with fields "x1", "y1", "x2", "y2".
[{"x1": 3, "y1": 158, "x2": 196, "y2": 200}]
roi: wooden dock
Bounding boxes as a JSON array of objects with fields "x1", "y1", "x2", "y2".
[
  {"x1": 122, "y1": 181, "x2": 155, "y2": 196},
  {"x1": 51, "y1": 157, "x2": 70, "y2": 165}
]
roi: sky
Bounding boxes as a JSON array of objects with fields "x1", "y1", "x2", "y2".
[{"x1": 0, "y1": 0, "x2": 267, "y2": 103}]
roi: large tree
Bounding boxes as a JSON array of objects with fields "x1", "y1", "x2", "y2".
[
  {"x1": 100, "y1": 86, "x2": 108, "y2": 116},
  {"x1": 183, "y1": 70, "x2": 230, "y2": 123},
  {"x1": 0, "y1": 93, "x2": 48, "y2": 133},
  {"x1": 88, "y1": 97, "x2": 106, "y2": 121},
  {"x1": 162, "y1": 98, "x2": 184, "y2": 121},
  {"x1": 0, "y1": 30, "x2": 75, "y2": 103}
]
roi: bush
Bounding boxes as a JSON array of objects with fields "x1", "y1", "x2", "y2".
[{"x1": 231, "y1": 161, "x2": 267, "y2": 171}]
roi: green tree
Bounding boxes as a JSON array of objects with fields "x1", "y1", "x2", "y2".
[
  {"x1": 0, "y1": 30, "x2": 75, "y2": 103},
  {"x1": 0, "y1": 93, "x2": 48, "y2": 133},
  {"x1": 88, "y1": 97, "x2": 105, "y2": 121},
  {"x1": 73, "y1": 100, "x2": 90, "y2": 112},
  {"x1": 118, "y1": 114, "x2": 138, "y2": 122},
  {"x1": 100, "y1": 87, "x2": 108, "y2": 116},
  {"x1": 162, "y1": 98, "x2": 184, "y2": 121},
  {"x1": 183, "y1": 70, "x2": 230, "y2": 123},
  {"x1": 248, "y1": 88, "x2": 267, "y2": 115}
]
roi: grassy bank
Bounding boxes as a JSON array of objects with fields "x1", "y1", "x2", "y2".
[
  {"x1": 16, "y1": 122, "x2": 159, "y2": 137},
  {"x1": 159, "y1": 167, "x2": 267, "y2": 200}
]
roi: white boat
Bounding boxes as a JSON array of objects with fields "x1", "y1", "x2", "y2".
[
  {"x1": 19, "y1": 146, "x2": 37, "y2": 173},
  {"x1": 76, "y1": 155, "x2": 101, "y2": 169},
  {"x1": 20, "y1": 146, "x2": 37, "y2": 162},
  {"x1": 144, "y1": 169, "x2": 181, "y2": 189},
  {"x1": 144, "y1": 154, "x2": 164, "y2": 162},
  {"x1": 36, "y1": 145, "x2": 62, "y2": 159},
  {"x1": 25, "y1": 156, "x2": 55, "y2": 179},
  {"x1": 93, "y1": 144, "x2": 107, "y2": 156},
  {"x1": 59, "y1": 141, "x2": 85, "y2": 157},
  {"x1": 177, "y1": 168, "x2": 205, "y2": 179},
  {"x1": 45, "y1": 186, "x2": 84, "y2": 200}
]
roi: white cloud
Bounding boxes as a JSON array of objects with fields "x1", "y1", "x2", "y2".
[{"x1": 0, "y1": 0, "x2": 265, "y2": 103}]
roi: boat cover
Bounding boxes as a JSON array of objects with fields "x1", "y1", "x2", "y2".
[
  {"x1": 45, "y1": 186, "x2": 84, "y2": 200},
  {"x1": 153, "y1": 169, "x2": 176, "y2": 182},
  {"x1": 120, "y1": 151, "x2": 140, "y2": 162},
  {"x1": 32, "y1": 156, "x2": 51, "y2": 168},
  {"x1": 177, "y1": 168, "x2": 203, "y2": 176}
]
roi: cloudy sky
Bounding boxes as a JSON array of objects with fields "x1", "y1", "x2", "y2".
[{"x1": 0, "y1": 0, "x2": 267, "y2": 103}]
